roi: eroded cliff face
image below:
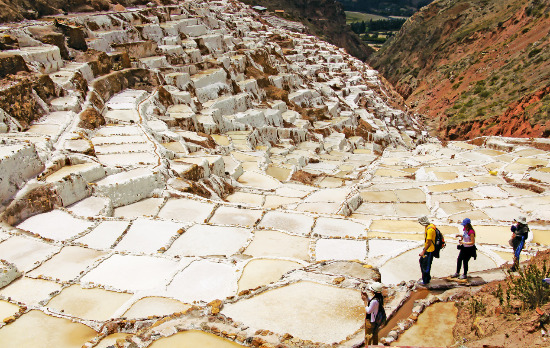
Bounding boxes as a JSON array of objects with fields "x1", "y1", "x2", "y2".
[
  {"x1": 369, "y1": 0, "x2": 550, "y2": 140},
  {"x1": 240, "y1": 0, "x2": 373, "y2": 60}
]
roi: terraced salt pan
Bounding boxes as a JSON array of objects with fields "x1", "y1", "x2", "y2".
[
  {"x1": 166, "y1": 224, "x2": 251, "y2": 257},
  {"x1": 296, "y1": 202, "x2": 342, "y2": 214},
  {"x1": 81, "y1": 254, "x2": 180, "y2": 292},
  {"x1": 263, "y1": 195, "x2": 302, "y2": 209},
  {"x1": 238, "y1": 258, "x2": 303, "y2": 292},
  {"x1": 122, "y1": 297, "x2": 192, "y2": 319},
  {"x1": 0, "y1": 310, "x2": 98, "y2": 348},
  {"x1": 237, "y1": 171, "x2": 281, "y2": 190},
  {"x1": 315, "y1": 239, "x2": 367, "y2": 261},
  {"x1": 225, "y1": 191, "x2": 265, "y2": 206},
  {"x1": 158, "y1": 198, "x2": 215, "y2": 223},
  {"x1": 16, "y1": 210, "x2": 95, "y2": 241},
  {"x1": 379, "y1": 245, "x2": 500, "y2": 285},
  {"x1": 0, "y1": 236, "x2": 60, "y2": 272},
  {"x1": 115, "y1": 218, "x2": 183, "y2": 254},
  {"x1": 0, "y1": 277, "x2": 62, "y2": 306},
  {"x1": 0, "y1": 300, "x2": 19, "y2": 321},
  {"x1": 113, "y1": 197, "x2": 164, "y2": 218},
  {"x1": 222, "y1": 281, "x2": 363, "y2": 344},
  {"x1": 46, "y1": 285, "x2": 132, "y2": 321},
  {"x1": 96, "y1": 152, "x2": 158, "y2": 167},
  {"x1": 244, "y1": 230, "x2": 311, "y2": 261},
  {"x1": 394, "y1": 302, "x2": 457, "y2": 347},
  {"x1": 482, "y1": 206, "x2": 524, "y2": 222},
  {"x1": 208, "y1": 206, "x2": 262, "y2": 226},
  {"x1": 67, "y1": 196, "x2": 112, "y2": 217},
  {"x1": 258, "y1": 211, "x2": 314, "y2": 235},
  {"x1": 95, "y1": 333, "x2": 132, "y2": 348},
  {"x1": 149, "y1": 330, "x2": 245, "y2": 348},
  {"x1": 45, "y1": 163, "x2": 105, "y2": 183},
  {"x1": 438, "y1": 201, "x2": 474, "y2": 215},
  {"x1": 427, "y1": 181, "x2": 477, "y2": 193},
  {"x1": 28, "y1": 246, "x2": 106, "y2": 282},
  {"x1": 367, "y1": 239, "x2": 420, "y2": 259},
  {"x1": 164, "y1": 260, "x2": 238, "y2": 302},
  {"x1": 313, "y1": 217, "x2": 366, "y2": 238},
  {"x1": 74, "y1": 220, "x2": 130, "y2": 249}
]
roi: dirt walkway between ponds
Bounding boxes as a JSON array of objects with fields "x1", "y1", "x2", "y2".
[{"x1": 452, "y1": 250, "x2": 550, "y2": 348}]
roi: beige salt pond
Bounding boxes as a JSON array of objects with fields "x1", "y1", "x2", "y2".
[
  {"x1": 238, "y1": 258, "x2": 303, "y2": 292},
  {"x1": 95, "y1": 333, "x2": 132, "y2": 348},
  {"x1": 0, "y1": 300, "x2": 19, "y2": 321},
  {"x1": 45, "y1": 163, "x2": 102, "y2": 182},
  {"x1": 46, "y1": 285, "x2": 132, "y2": 321},
  {"x1": 123, "y1": 296, "x2": 191, "y2": 319},
  {"x1": 0, "y1": 310, "x2": 98, "y2": 348},
  {"x1": 266, "y1": 165, "x2": 291, "y2": 182},
  {"x1": 392, "y1": 302, "x2": 457, "y2": 347},
  {"x1": 237, "y1": 171, "x2": 281, "y2": 190},
  {"x1": 225, "y1": 191, "x2": 265, "y2": 206},
  {"x1": 222, "y1": 281, "x2": 363, "y2": 344},
  {"x1": 149, "y1": 330, "x2": 244, "y2": 347}
]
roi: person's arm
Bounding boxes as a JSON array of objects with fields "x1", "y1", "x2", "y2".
[
  {"x1": 366, "y1": 298, "x2": 379, "y2": 315},
  {"x1": 419, "y1": 227, "x2": 434, "y2": 257}
]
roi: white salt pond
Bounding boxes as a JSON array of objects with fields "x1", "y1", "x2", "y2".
[
  {"x1": 157, "y1": 198, "x2": 215, "y2": 223},
  {"x1": 81, "y1": 254, "x2": 180, "y2": 292},
  {"x1": 0, "y1": 236, "x2": 60, "y2": 272},
  {"x1": 222, "y1": 281, "x2": 363, "y2": 344},
  {"x1": 16, "y1": 210, "x2": 95, "y2": 241},
  {"x1": 74, "y1": 220, "x2": 130, "y2": 249},
  {"x1": 315, "y1": 239, "x2": 367, "y2": 261},
  {"x1": 0, "y1": 277, "x2": 62, "y2": 306},
  {"x1": 244, "y1": 229, "x2": 311, "y2": 260},
  {"x1": 258, "y1": 211, "x2": 314, "y2": 235},
  {"x1": 164, "y1": 260, "x2": 238, "y2": 302},
  {"x1": 208, "y1": 206, "x2": 262, "y2": 226},
  {"x1": 166, "y1": 224, "x2": 251, "y2": 257},
  {"x1": 114, "y1": 218, "x2": 182, "y2": 254}
]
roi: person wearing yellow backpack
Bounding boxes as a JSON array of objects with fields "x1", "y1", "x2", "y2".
[{"x1": 418, "y1": 216, "x2": 436, "y2": 286}]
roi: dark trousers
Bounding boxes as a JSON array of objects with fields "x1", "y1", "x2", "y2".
[
  {"x1": 456, "y1": 246, "x2": 475, "y2": 275},
  {"x1": 364, "y1": 320, "x2": 379, "y2": 346},
  {"x1": 419, "y1": 252, "x2": 433, "y2": 284},
  {"x1": 512, "y1": 235, "x2": 526, "y2": 268}
]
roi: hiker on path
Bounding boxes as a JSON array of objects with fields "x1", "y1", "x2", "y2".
[
  {"x1": 361, "y1": 282, "x2": 384, "y2": 346},
  {"x1": 510, "y1": 216, "x2": 530, "y2": 272},
  {"x1": 451, "y1": 218, "x2": 476, "y2": 279},
  {"x1": 418, "y1": 216, "x2": 436, "y2": 285}
]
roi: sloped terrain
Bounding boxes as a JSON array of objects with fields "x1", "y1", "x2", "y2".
[
  {"x1": 369, "y1": 0, "x2": 550, "y2": 140},
  {"x1": 0, "y1": 1, "x2": 549, "y2": 347}
]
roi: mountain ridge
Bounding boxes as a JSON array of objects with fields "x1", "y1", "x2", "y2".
[{"x1": 369, "y1": 0, "x2": 550, "y2": 140}]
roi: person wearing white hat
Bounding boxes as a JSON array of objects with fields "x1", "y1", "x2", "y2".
[
  {"x1": 509, "y1": 216, "x2": 530, "y2": 272},
  {"x1": 361, "y1": 282, "x2": 385, "y2": 346},
  {"x1": 418, "y1": 215, "x2": 436, "y2": 285}
]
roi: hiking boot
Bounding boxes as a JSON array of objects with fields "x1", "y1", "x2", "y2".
[
  {"x1": 459, "y1": 274, "x2": 467, "y2": 280},
  {"x1": 450, "y1": 273, "x2": 459, "y2": 278},
  {"x1": 417, "y1": 280, "x2": 429, "y2": 286}
]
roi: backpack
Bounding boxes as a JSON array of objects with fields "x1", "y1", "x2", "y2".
[
  {"x1": 374, "y1": 305, "x2": 387, "y2": 329},
  {"x1": 433, "y1": 227, "x2": 446, "y2": 258}
]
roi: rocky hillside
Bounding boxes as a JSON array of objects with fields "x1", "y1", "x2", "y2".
[
  {"x1": 0, "y1": 0, "x2": 172, "y2": 23},
  {"x1": 239, "y1": 0, "x2": 373, "y2": 60},
  {"x1": 369, "y1": 0, "x2": 550, "y2": 140}
]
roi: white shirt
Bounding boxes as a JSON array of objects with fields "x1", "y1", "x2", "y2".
[{"x1": 366, "y1": 298, "x2": 379, "y2": 323}]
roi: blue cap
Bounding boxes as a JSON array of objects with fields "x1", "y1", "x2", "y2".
[{"x1": 460, "y1": 218, "x2": 471, "y2": 226}]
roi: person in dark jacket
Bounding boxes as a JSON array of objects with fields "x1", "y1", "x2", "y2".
[{"x1": 510, "y1": 216, "x2": 530, "y2": 272}]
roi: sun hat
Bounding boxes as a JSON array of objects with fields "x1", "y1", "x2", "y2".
[
  {"x1": 370, "y1": 282, "x2": 383, "y2": 293},
  {"x1": 515, "y1": 216, "x2": 527, "y2": 224},
  {"x1": 418, "y1": 216, "x2": 430, "y2": 226},
  {"x1": 460, "y1": 218, "x2": 471, "y2": 226}
]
